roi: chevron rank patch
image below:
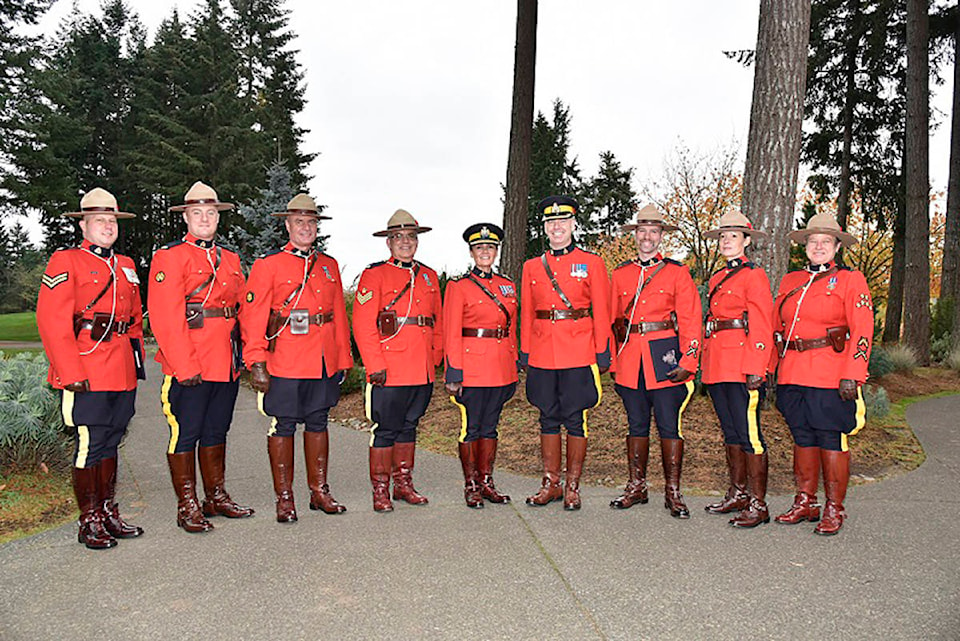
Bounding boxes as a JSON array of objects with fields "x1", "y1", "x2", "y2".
[
  {"x1": 356, "y1": 288, "x2": 373, "y2": 305},
  {"x1": 42, "y1": 272, "x2": 69, "y2": 289}
]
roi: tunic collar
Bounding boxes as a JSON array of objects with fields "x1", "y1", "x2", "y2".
[
  {"x1": 284, "y1": 242, "x2": 313, "y2": 258},
  {"x1": 82, "y1": 240, "x2": 114, "y2": 258},
  {"x1": 549, "y1": 243, "x2": 575, "y2": 257},
  {"x1": 471, "y1": 266, "x2": 493, "y2": 279},
  {"x1": 806, "y1": 260, "x2": 835, "y2": 273},
  {"x1": 389, "y1": 257, "x2": 415, "y2": 269},
  {"x1": 185, "y1": 233, "x2": 216, "y2": 249},
  {"x1": 726, "y1": 257, "x2": 744, "y2": 269},
  {"x1": 638, "y1": 253, "x2": 663, "y2": 268}
]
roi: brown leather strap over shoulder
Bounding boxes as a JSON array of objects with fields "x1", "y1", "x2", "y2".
[
  {"x1": 383, "y1": 264, "x2": 420, "y2": 311},
  {"x1": 467, "y1": 274, "x2": 511, "y2": 328},
  {"x1": 541, "y1": 254, "x2": 574, "y2": 310},
  {"x1": 776, "y1": 266, "x2": 838, "y2": 321},
  {"x1": 185, "y1": 246, "x2": 221, "y2": 302}
]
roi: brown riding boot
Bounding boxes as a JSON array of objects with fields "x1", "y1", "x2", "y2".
[
  {"x1": 199, "y1": 444, "x2": 255, "y2": 518},
  {"x1": 610, "y1": 436, "x2": 649, "y2": 509},
  {"x1": 458, "y1": 440, "x2": 484, "y2": 509},
  {"x1": 267, "y1": 436, "x2": 297, "y2": 523},
  {"x1": 526, "y1": 433, "x2": 564, "y2": 506},
  {"x1": 563, "y1": 435, "x2": 588, "y2": 510},
  {"x1": 730, "y1": 452, "x2": 770, "y2": 528},
  {"x1": 705, "y1": 444, "x2": 749, "y2": 514},
  {"x1": 73, "y1": 465, "x2": 117, "y2": 549},
  {"x1": 370, "y1": 446, "x2": 394, "y2": 512},
  {"x1": 776, "y1": 445, "x2": 821, "y2": 524},
  {"x1": 304, "y1": 431, "x2": 346, "y2": 514},
  {"x1": 815, "y1": 449, "x2": 850, "y2": 536},
  {"x1": 167, "y1": 452, "x2": 213, "y2": 533},
  {"x1": 477, "y1": 437, "x2": 510, "y2": 503},
  {"x1": 392, "y1": 441, "x2": 429, "y2": 505},
  {"x1": 98, "y1": 457, "x2": 143, "y2": 538},
  {"x1": 662, "y1": 438, "x2": 689, "y2": 519}
]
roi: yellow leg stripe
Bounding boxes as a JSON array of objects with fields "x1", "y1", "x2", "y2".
[
  {"x1": 676, "y1": 380, "x2": 695, "y2": 439},
  {"x1": 450, "y1": 395, "x2": 468, "y2": 442},
  {"x1": 61, "y1": 389, "x2": 75, "y2": 428},
  {"x1": 582, "y1": 410, "x2": 590, "y2": 438},
  {"x1": 850, "y1": 387, "x2": 867, "y2": 436},
  {"x1": 257, "y1": 391, "x2": 279, "y2": 436},
  {"x1": 840, "y1": 433, "x2": 849, "y2": 452},
  {"x1": 365, "y1": 382, "x2": 378, "y2": 447},
  {"x1": 589, "y1": 363, "x2": 603, "y2": 406},
  {"x1": 161, "y1": 375, "x2": 181, "y2": 455},
  {"x1": 746, "y1": 389, "x2": 764, "y2": 454},
  {"x1": 75, "y1": 425, "x2": 90, "y2": 468}
]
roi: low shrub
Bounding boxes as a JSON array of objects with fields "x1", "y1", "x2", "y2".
[
  {"x1": 885, "y1": 344, "x2": 918, "y2": 373},
  {"x1": 931, "y1": 334, "x2": 954, "y2": 364},
  {"x1": 862, "y1": 384, "x2": 890, "y2": 420},
  {"x1": 340, "y1": 366, "x2": 366, "y2": 395},
  {"x1": 946, "y1": 346, "x2": 960, "y2": 372},
  {"x1": 0, "y1": 352, "x2": 71, "y2": 471},
  {"x1": 868, "y1": 346, "x2": 895, "y2": 378}
]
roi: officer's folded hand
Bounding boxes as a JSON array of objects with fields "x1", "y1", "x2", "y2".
[
  {"x1": 250, "y1": 362, "x2": 270, "y2": 393},
  {"x1": 838, "y1": 378, "x2": 858, "y2": 401},
  {"x1": 745, "y1": 374, "x2": 764, "y2": 391},
  {"x1": 369, "y1": 369, "x2": 387, "y2": 386},
  {"x1": 178, "y1": 374, "x2": 202, "y2": 387},
  {"x1": 445, "y1": 382, "x2": 462, "y2": 396},
  {"x1": 64, "y1": 379, "x2": 90, "y2": 393},
  {"x1": 598, "y1": 365, "x2": 610, "y2": 375},
  {"x1": 666, "y1": 367, "x2": 692, "y2": 383}
]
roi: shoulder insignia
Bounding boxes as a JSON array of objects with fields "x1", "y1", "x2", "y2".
[
  {"x1": 664, "y1": 258, "x2": 682, "y2": 266},
  {"x1": 217, "y1": 242, "x2": 239, "y2": 254},
  {"x1": 415, "y1": 260, "x2": 435, "y2": 271},
  {"x1": 159, "y1": 240, "x2": 184, "y2": 251},
  {"x1": 493, "y1": 271, "x2": 516, "y2": 284},
  {"x1": 261, "y1": 248, "x2": 282, "y2": 259},
  {"x1": 366, "y1": 261, "x2": 385, "y2": 269},
  {"x1": 356, "y1": 288, "x2": 373, "y2": 305},
  {"x1": 615, "y1": 259, "x2": 634, "y2": 270},
  {"x1": 743, "y1": 261, "x2": 756, "y2": 269},
  {"x1": 42, "y1": 272, "x2": 69, "y2": 289},
  {"x1": 838, "y1": 264, "x2": 852, "y2": 271},
  {"x1": 579, "y1": 247, "x2": 599, "y2": 257}
]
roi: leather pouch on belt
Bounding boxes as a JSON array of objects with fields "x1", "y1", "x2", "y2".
[
  {"x1": 185, "y1": 302, "x2": 204, "y2": 329},
  {"x1": 88, "y1": 312, "x2": 114, "y2": 341},
  {"x1": 266, "y1": 310, "x2": 281, "y2": 352},
  {"x1": 612, "y1": 319, "x2": 627, "y2": 345},
  {"x1": 826, "y1": 326, "x2": 848, "y2": 353},
  {"x1": 289, "y1": 309, "x2": 310, "y2": 335},
  {"x1": 377, "y1": 310, "x2": 397, "y2": 337}
]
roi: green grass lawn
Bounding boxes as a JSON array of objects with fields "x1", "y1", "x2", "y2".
[{"x1": 0, "y1": 312, "x2": 39, "y2": 342}]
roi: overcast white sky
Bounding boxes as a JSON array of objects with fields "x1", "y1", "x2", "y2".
[{"x1": 33, "y1": 1, "x2": 955, "y2": 283}]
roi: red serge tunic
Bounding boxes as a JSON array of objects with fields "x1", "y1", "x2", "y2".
[
  {"x1": 771, "y1": 262, "x2": 873, "y2": 387},
  {"x1": 609, "y1": 255, "x2": 702, "y2": 391},
  {"x1": 443, "y1": 268, "x2": 519, "y2": 388},
  {"x1": 239, "y1": 244, "x2": 353, "y2": 378},
  {"x1": 352, "y1": 259, "x2": 444, "y2": 386},
  {"x1": 519, "y1": 246, "x2": 613, "y2": 370},
  {"x1": 37, "y1": 241, "x2": 144, "y2": 391},
  {"x1": 700, "y1": 260, "x2": 774, "y2": 385},
  {"x1": 147, "y1": 234, "x2": 245, "y2": 383}
]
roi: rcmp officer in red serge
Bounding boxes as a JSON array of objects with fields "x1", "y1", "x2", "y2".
[
  {"x1": 700, "y1": 212, "x2": 774, "y2": 528},
  {"x1": 771, "y1": 212, "x2": 872, "y2": 536},
  {"x1": 239, "y1": 194, "x2": 352, "y2": 523},
  {"x1": 352, "y1": 209, "x2": 443, "y2": 512},
  {"x1": 443, "y1": 223, "x2": 518, "y2": 508},
  {"x1": 520, "y1": 195, "x2": 612, "y2": 511},
  {"x1": 608, "y1": 204, "x2": 701, "y2": 519},
  {"x1": 37, "y1": 187, "x2": 145, "y2": 549},
  {"x1": 148, "y1": 181, "x2": 254, "y2": 533}
]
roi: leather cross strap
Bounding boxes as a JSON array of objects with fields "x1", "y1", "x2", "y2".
[
  {"x1": 81, "y1": 271, "x2": 115, "y2": 313},
  {"x1": 185, "y1": 246, "x2": 222, "y2": 302},
  {"x1": 776, "y1": 266, "x2": 838, "y2": 321},
  {"x1": 278, "y1": 252, "x2": 319, "y2": 312},
  {"x1": 623, "y1": 261, "x2": 666, "y2": 320},
  {"x1": 383, "y1": 263, "x2": 421, "y2": 311},
  {"x1": 541, "y1": 254, "x2": 574, "y2": 310},
  {"x1": 705, "y1": 264, "x2": 746, "y2": 319},
  {"x1": 467, "y1": 274, "x2": 511, "y2": 329}
]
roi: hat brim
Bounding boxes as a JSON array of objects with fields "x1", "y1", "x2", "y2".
[
  {"x1": 787, "y1": 227, "x2": 858, "y2": 247},
  {"x1": 621, "y1": 222, "x2": 679, "y2": 233},
  {"x1": 168, "y1": 202, "x2": 234, "y2": 212},
  {"x1": 373, "y1": 225, "x2": 432, "y2": 237},
  {"x1": 63, "y1": 211, "x2": 136, "y2": 219},
  {"x1": 270, "y1": 211, "x2": 332, "y2": 219},
  {"x1": 702, "y1": 226, "x2": 768, "y2": 240}
]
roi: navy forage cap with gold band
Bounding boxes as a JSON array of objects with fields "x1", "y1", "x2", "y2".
[
  {"x1": 621, "y1": 203, "x2": 679, "y2": 233},
  {"x1": 538, "y1": 195, "x2": 578, "y2": 221},
  {"x1": 63, "y1": 187, "x2": 136, "y2": 219},
  {"x1": 372, "y1": 208, "x2": 433, "y2": 237},
  {"x1": 787, "y1": 212, "x2": 858, "y2": 247},
  {"x1": 271, "y1": 193, "x2": 331, "y2": 219},
  {"x1": 168, "y1": 181, "x2": 235, "y2": 212},
  {"x1": 702, "y1": 211, "x2": 768, "y2": 239},
  {"x1": 462, "y1": 223, "x2": 504, "y2": 247}
]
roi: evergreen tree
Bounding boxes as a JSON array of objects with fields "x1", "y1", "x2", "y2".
[
  {"x1": 229, "y1": 162, "x2": 305, "y2": 268},
  {"x1": 580, "y1": 150, "x2": 637, "y2": 243}
]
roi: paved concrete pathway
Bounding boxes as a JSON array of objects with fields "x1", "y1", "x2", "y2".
[{"x1": 1, "y1": 363, "x2": 958, "y2": 640}]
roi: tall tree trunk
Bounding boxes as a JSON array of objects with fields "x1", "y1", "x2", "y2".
[
  {"x1": 501, "y1": 0, "x2": 537, "y2": 281},
  {"x1": 836, "y1": 1, "x2": 859, "y2": 230},
  {"x1": 742, "y1": 0, "x2": 812, "y2": 293},
  {"x1": 883, "y1": 172, "x2": 906, "y2": 343},
  {"x1": 945, "y1": 9, "x2": 960, "y2": 346},
  {"x1": 904, "y1": 0, "x2": 931, "y2": 363}
]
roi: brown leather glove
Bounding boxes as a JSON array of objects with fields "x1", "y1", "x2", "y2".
[
  {"x1": 178, "y1": 374, "x2": 202, "y2": 387},
  {"x1": 64, "y1": 380, "x2": 90, "y2": 393},
  {"x1": 598, "y1": 365, "x2": 610, "y2": 375},
  {"x1": 445, "y1": 382, "x2": 463, "y2": 396},
  {"x1": 745, "y1": 374, "x2": 764, "y2": 391},
  {"x1": 250, "y1": 362, "x2": 270, "y2": 393},
  {"x1": 666, "y1": 367, "x2": 692, "y2": 383},
  {"x1": 369, "y1": 369, "x2": 387, "y2": 386},
  {"x1": 838, "y1": 378, "x2": 858, "y2": 401}
]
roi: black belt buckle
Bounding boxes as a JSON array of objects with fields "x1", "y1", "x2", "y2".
[
  {"x1": 494, "y1": 326, "x2": 506, "y2": 340},
  {"x1": 289, "y1": 309, "x2": 310, "y2": 335}
]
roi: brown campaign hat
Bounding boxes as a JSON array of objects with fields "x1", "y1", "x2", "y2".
[
  {"x1": 787, "y1": 212, "x2": 857, "y2": 247},
  {"x1": 372, "y1": 209, "x2": 432, "y2": 237},
  {"x1": 63, "y1": 187, "x2": 135, "y2": 219},
  {"x1": 271, "y1": 193, "x2": 331, "y2": 219},
  {"x1": 168, "y1": 181, "x2": 235, "y2": 212},
  {"x1": 621, "y1": 204, "x2": 679, "y2": 233},
  {"x1": 702, "y1": 211, "x2": 768, "y2": 239}
]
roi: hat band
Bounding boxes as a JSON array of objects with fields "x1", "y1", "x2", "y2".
[
  {"x1": 388, "y1": 223, "x2": 419, "y2": 230},
  {"x1": 287, "y1": 208, "x2": 319, "y2": 215},
  {"x1": 543, "y1": 204, "x2": 576, "y2": 215},
  {"x1": 468, "y1": 232, "x2": 501, "y2": 244},
  {"x1": 81, "y1": 206, "x2": 119, "y2": 213},
  {"x1": 184, "y1": 198, "x2": 220, "y2": 206}
]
